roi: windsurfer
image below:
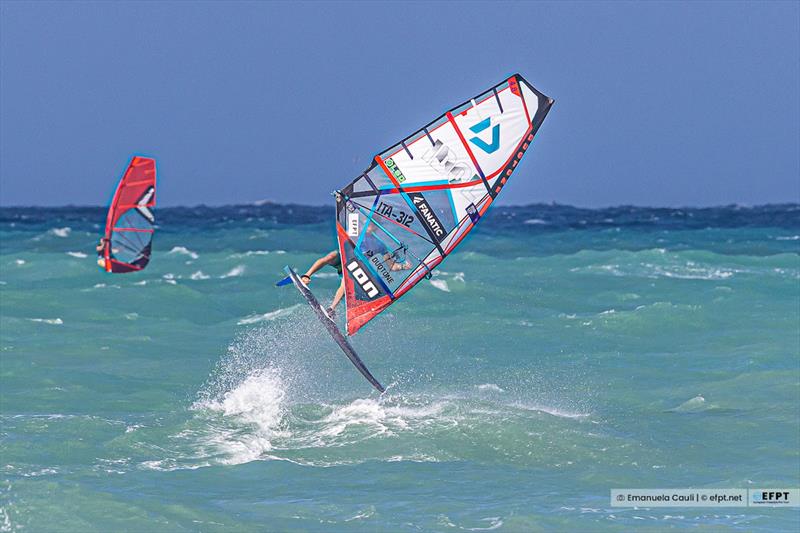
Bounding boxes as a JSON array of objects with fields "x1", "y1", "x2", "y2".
[
  {"x1": 301, "y1": 224, "x2": 410, "y2": 318},
  {"x1": 96, "y1": 237, "x2": 150, "y2": 271},
  {"x1": 96, "y1": 238, "x2": 109, "y2": 268}
]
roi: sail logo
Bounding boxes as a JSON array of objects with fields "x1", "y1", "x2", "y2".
[
  {"x1": 369, "y1": 254, "x2": 395, "y2": 285},
  {"x1": 347, "y1": 213, "x2": 359, "y2": 237},
  {"x1": 347, "y1": 260, "x2": 379, "y2": 298},
  {"x1": 384, "y1": 158, "x2": 407, "y2": 183},
  {"x1": 136, "y1": 187, "x2": 155, "y2": 223},
  {"x1": 408, "y1": 192, "x2": 446, "y2": 242},
  {"x1": 422, "y1": 139, "x2": 471, "y2": 183},
  {"x1": 469, "y1": 118, "x2": 500, "y2": 154}
]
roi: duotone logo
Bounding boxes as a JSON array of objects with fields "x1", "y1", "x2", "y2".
[{"x1": 469, "y1": 117, "x2": 500, "y2": 154}]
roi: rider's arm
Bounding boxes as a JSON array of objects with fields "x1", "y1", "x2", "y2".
[{"x1": 302, "y1": 251, "x2": 338, "y2": 282}]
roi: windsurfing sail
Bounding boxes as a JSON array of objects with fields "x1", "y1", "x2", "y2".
[
  {"x1": 100, "y1": 156, "x2": 156, "y2": 273},
  {"x1": 337, "y1": 74, "x2": 553, "y2": 335}
]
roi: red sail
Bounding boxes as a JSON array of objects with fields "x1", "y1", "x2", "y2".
[{"x1": 101, "y1": 156, "x2": 156, "y2": 273}]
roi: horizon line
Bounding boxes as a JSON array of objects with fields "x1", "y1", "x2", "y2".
[{"x1": 0, "y1": 201, "x2": 798, "y2": 211}]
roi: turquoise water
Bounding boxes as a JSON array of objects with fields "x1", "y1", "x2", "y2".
[{"x1": 1, "y1": 204, "x2": 799, "y2": 531}]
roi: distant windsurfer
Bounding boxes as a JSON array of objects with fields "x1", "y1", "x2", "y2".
[
  {"x1": 96, "y1": 237, "x2": 151, "y2": 272},
  {"x1": 96, "y1": 238, "x2": 109, "y2": 269},
  {"x1": 301, "y1": 224, "x2": 410, "y2": 318}
]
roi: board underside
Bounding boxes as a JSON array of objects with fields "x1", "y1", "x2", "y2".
[{"x1": 283, "y1": 266, "x2": 385, "y2": 393}]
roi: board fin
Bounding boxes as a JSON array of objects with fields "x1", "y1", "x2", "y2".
[{"x1": 275, "y1": 275, "x2": 292, "y2": 287}]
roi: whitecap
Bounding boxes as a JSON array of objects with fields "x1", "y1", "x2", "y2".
[
  {"x1": 668, "y1": 395, "x2": 710, "y2": 413},
  {"x1": 311, "y1": 271, "x2": 338, "y2": 279},
  {"x1": 430, "y1": 279, "x2": 450, "y2": 292},
  {"x1": 523, "y1": 218, "x2": 549, "y2": 225},
  {"x1": 167, "y1": 246, "x2": 199, "y2": 259},
  {"x1": 513, "y1": 403, "x2": 590, "y2": 419},
  {"x1": 66, "y1": 251, "x2": 88, "y2": 258},
  {"x1": 14, "y1": 259, "x2": 25, "y2": 266},
  {"x1": 190, "y1": 271, "x2": 210, "y2": 280},
  {"x1": 27, "y1": 318, "x2": 63, "y2": 325},
  {"x1": 344, "y1": 507, "x2": 376, "y2": 522},
  {"x1": 221, "y1": 265, "x2": 246, "y2": 278},
  {"x1": 50, "y1": 227, "x2": 71, "y2": 238},
  {"x1": 228, "y1": 250, "x2": 271, "y2": 258},
  {"x1": 91, "y1": 283, "x2": 119, "y2": 289},
  {"x1": 476, "y1": 383, "x2": 505, "y2": 392},
  {"x1": 237, "y1": 305, "x2": 300, "y2": 325}
]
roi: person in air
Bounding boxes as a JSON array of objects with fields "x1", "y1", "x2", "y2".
[{"x1": 301, "y1": 223, "x2": 410, "y2": 318}]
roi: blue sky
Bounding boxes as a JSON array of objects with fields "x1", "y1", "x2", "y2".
[{"x1": 1, "y1": 1, "x2": 798, "y2": 207}]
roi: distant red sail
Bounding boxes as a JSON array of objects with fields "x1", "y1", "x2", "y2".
[{"x1": 101, "y1": 156, "x2": 156, "y2": 273}]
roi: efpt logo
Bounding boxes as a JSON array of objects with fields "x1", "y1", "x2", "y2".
[
  {"x1": 469, "y1": 117, "x2": 500, "y2": 154},
  {"x1": 751, "y1": 490, "x2": 792, "y2": 505}
]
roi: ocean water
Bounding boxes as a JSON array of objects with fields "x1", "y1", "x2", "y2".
[{"x1": 1, "y1": 204, "x2": 799, "y2": 532}]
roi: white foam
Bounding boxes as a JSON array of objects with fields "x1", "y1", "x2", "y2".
[
  {"x1": 167, "y1": 246, "x2": 199, "y2": 259},
  {"x1": 232, "y1": 249, "x2": 284, "y2": 257},
  {"x1": 14, "y1": 259, "x2": 25, "y2": 266},
  {"x1": 90, "y1": 283, "x2": 120, "y2": 289},
  {"x1": 228, "y1": 250, "x2": 271, "y2": 258},
  {"x1": 50, "y1": 227, "x2": 71, "y2": 238},
  {"x1": 66, "y1": 251, "x2": 88, "y2": 258},
  {"x1": 238, "y1": 305, "x2": 300, "y2": 325},
  {"x1": 513, "y1": 402, "x2": 590, "y2": 419},
  {"x1": 0, "y1": 501, "x2": 12, "y2": 532},
  {"x1": 477, "y1": 383, "x2": 505, "y2": 392},
  {"x1": 27, "y1": 318, "x2": 63, "y2": 325},
  {"x1": 430, "y1": 279, "x2": 450, "y2": 292},
  {"x1": 190, "y1": 271, "x2": 210, "y2": 280},
  {"x1": 198, "y1": 370, "x2": 287, "y2": 465},
  {"x1": 221, "y1": 265, "x2": 246, "y2": 278},
  {"x1": 669, "y1": 395, "x2": 710, "y2": 413},
  {"x1": 523, "y1": 218, "x2": 549, "y2": 225},
  {"x1": 311, "y1": 271, "x2": 339, "y2": 279},
  {"x1": 318, "y1": 398, "x2": 446, "y2": 438}
]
